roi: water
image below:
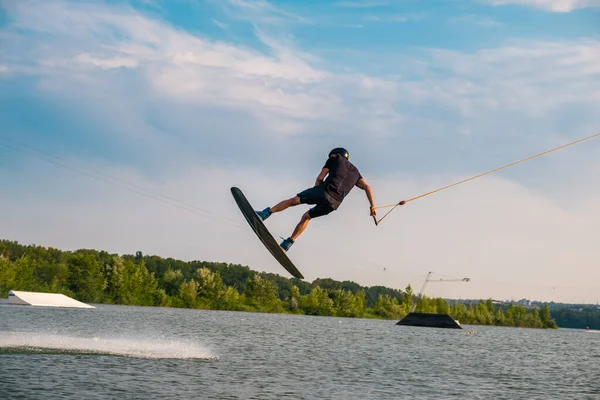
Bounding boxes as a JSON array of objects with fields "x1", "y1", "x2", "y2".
[{"x1": 1, "y1": 304, "x2": 598, "y2": 399}]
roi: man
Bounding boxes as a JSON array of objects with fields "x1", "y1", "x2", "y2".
[{"x1": 255, "y1": 147, "x2": 376, "y2": 251}]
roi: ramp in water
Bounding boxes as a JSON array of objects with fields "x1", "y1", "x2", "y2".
[
  {"x1": 396, "y1": 312, "x2": 462, "y2": 329},
  {"x1": 0, "y1": 290, "x2": 95, "y2": 309}
]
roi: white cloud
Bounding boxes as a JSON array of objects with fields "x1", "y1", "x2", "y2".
[
  {"x1": 223, "y1": 0, "x2": 312, "y2": 25},
  {"x1": 478, "y1": 0, "x2": 600, "y2": 12},
  {"x1": 412, "y1": 39, "x2": 600, "y2": 117},
  {"x1": 1, "y1": 0, "x2": 334, "y2": 135},
  {"x1": 2, "y1": 1, "x2": 598, "y2": 179},
  {"x1": 3, "y1": 0, "x2": 598, "y2": 139},
  {"x1": 75, "y1": 53, "x2": 139, "y2": 69},
  {"x1": 212, "y1": 19, "x2": 228, "y2": 30},
  {"x1": 0, "y1": 65, "x2": 8, "y2": 73}
]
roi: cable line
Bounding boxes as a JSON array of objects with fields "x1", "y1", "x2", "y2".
[{"x1": 372, "y1": 131, "x2": 600, "y2": 225}]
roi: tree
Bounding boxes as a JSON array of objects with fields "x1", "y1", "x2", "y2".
[
  {"x1": 105, "y1": 257, "x2": 161, "y2": 306},
  {"x1": 179, "y1": 279, "x2": 199, "y2": 308},
  {"x1": 288, "y1": 285, "x2": 301, "y2": 312},
  {"x1": 373, "y1": 294, "x2": 402, "y2": 319},
  {"x1": 540, "y1": 304, "x2": 558, "y2": 329},
  {"x1": 67, "y1": 252, "x2": 105, "y2": 303},
  {"x1": 0, "y1": 256, "x2": 36, "y2": 295},
  {"x1": 195, "y1": 267, "x2": 226, "y2": 307},
  {"x1": 332, "y1": 289, "x2": 364, "y2": 318},
  {"x1": 161, "y1": 269, "x2": 185, "y2": 297},
  {"x1": 302, "y1": 286, "x2": 334, "y2": 316},
  {"x1": 244, "y1": 275, "x2": 283, "y2": 312},
  {"x1": 36, "y1": 261, "x2": 69, "y2": 293},
  {"x1": 402, "y1": 284, "x2": 414, "y2": 313}
]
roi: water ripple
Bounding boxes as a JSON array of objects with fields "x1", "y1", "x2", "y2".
[{"x1": 0, "y1": 305, "x2": 598, "y2": 399}]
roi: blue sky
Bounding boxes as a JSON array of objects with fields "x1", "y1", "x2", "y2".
[{"x1": 1, "y1": 0, "x2": 600, "y2": 303}]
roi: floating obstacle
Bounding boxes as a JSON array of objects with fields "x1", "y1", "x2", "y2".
[
  {"x1": 0, "y1": 290, "x2": 95, "y2": 309},
  {"x1": 396, "y1": 312, "x2": 462, "y2": 329},
  {"x1": 395, "y1": 272, "x2": 467, "y2": 329}
]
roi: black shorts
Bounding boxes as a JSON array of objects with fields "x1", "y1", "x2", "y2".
[{"x1": 297, "y1": 185, "x2": 338, "y2": 218}]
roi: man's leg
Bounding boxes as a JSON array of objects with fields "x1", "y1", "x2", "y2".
[
  {"x1": 256, "y1": 196, "x2": 301, "y2": 221},
  {"x1": 257, "y1": 184, "x2": 321, "y2": 221},
  {"x1": 280, "y1": 203, "x2": 333, "y2": 251},
  {"x1": 271, "y1": 196, "x2": 301, "y2": 213},
  {"x1": 291, "y1": 211, "x2": 311, "y2": 241},
  {"x1": 280, "y1": 211, "x2": 310, "y2": 251}
]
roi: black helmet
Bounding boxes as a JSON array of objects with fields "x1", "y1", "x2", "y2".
[{"x1": 328, "y1": 147, "x2": 350, "y2": 159}]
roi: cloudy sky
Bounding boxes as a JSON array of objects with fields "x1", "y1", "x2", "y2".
[{"x1": 1, "y1": 0, "x2": 599, "y2": 304}]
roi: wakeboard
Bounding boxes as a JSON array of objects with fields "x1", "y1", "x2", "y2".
[{"x1": 230, "y1": 186, "x2": 304, "y2": 279}]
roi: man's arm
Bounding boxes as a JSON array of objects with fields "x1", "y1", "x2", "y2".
[
  {"x1": 315, "y1": 168, "x2": 328, "y2": 186},
  {"x1": 356, "y1": 178, "x2": 376, "y2": 216}
]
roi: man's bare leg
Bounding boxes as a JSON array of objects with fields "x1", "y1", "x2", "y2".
[
  {"x1": 270, "y1": 196, "x2": 301, "y2": 213},
  {"x1": 290, "y1": 211, "x2": 311, "y2": 241},
  {"x1": 280, "y1": 211, "x2": 311, "y2": 251},
  {"x1": 256, "y1": 196, "x2": 300, "y2": 221}
]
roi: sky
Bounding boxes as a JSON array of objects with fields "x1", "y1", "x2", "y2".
[{"x1": 1, "y1": 0, "x2": 599, "y2": 304}]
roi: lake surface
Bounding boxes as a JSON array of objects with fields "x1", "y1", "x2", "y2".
[{"x1": 1, "y1": 304, "x2": 598, "y2": 399}]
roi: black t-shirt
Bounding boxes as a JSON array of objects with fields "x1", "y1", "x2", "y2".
[{"x1": 322, "y1": 155, "x2": 363, "y2": 205}]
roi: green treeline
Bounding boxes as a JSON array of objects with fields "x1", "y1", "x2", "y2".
[
  {"x1": 549, "y1": 307, "x2": 600, "y2": 330},
  {"x1": 0, "y1": 240, "x2": 556, "y2": 329}
]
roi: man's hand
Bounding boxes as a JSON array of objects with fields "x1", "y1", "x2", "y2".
[{"x1": 356, "y1": 178, "x2": 376, "y2": 217}]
